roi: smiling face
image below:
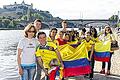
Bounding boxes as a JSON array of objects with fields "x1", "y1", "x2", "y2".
[
  {"x1": 38, "y1": 33, "x2": 46, "y2": 45},
  {"x1": 50, "y1": 30, "x2": 57, "y2": 37},
  {"x1": 24, "y1": 24, "x2": 36, "y2": 38},
  {"x1": 58, "y1": 31, "x2": 64, "y2": 39},
  {"x1": 62, "y1": 22, "x2": 67, "y2": 28},
  {"x1": 105, "y1": 27, "x2": 111, "y2": 34},
  {"x1": 86, "y1": 31, "x2": 90, "y2": 37},
  {"x1": 27, "y1": 27, "x2": 36, "y2": 38},
  {"x1": 34, "y1": 21, "x2": 42, "y2": 31}
]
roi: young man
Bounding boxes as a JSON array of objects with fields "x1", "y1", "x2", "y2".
[
  {"x1": 34, "y1": 19, "x2": 42, "y2": 80},
  {"x1": 61, "y1": 20, "x2": 68, "y2": 32},
  {"x1": 34, "y1": 19, "x2": 42, "y2": 32},
  {"x1": 35, "y1": 32, "x2": 64, "y2": 80}
]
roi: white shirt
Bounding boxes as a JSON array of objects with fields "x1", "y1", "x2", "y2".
[{"x1": 17, "y1": 38, "x2": 38, "y2": 64}]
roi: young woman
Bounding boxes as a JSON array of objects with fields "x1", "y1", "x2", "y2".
[
  {"x1": 47, "y1": 28, "x2": 59, "y2": 45},
  {"x1": 56, "y1": 31, "x2": 67, "y2": 45},
  {"x1": 99, "y1": 26, "x2": 116, "y2": 75},
  {"x1": 89, "y1": 27, "x2": 99, "y2": 80},
  {"x1": 17, "y1": 23, "x2": 37, "y2": 80}
]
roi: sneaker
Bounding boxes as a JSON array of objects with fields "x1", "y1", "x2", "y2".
[{"x1": 100, "y1": 69, "x2": 105, "y2": 74}]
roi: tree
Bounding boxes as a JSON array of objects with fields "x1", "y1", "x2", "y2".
[
  {"x1": 9, "y1": 20, "x2": 18, "y2": 28},
  {"x1": 2, "y1": 16, "x2": 5, "y2": 19},
  {"x1": 117, "y1": 23, "x2": 120, "y2": 27},
  {"x1": 21, "y1": 15, "x2": 28, "y2": 20},
  {"x1": 109, "y1": 15, "x2": 118, "y2": 22},
  {"x1": 2, "y1": 19, "x2": 11, "y2": 28},
  {"x1": 33, "y1": 13, "x2": 43, "y2": 20}
]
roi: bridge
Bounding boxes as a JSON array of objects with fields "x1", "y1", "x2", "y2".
[{"x1": 44, "y1": 19, "x2": 118, "y2": 28}]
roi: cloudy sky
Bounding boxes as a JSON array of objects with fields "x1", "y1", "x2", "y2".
[{"x1": 0, "y1": 0, "x2": 120, "y2": 19}]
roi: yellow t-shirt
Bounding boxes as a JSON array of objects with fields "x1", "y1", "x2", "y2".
[
  {"x1": 103, "y1": 33, "x2": 115, "y2": 42},
  {"x1": 35, "y1": 42, "x2": 58, "y2": 68},
  {"x1": 47, "y1": 37, "x2": 59, "y2": 46},
  {"x1": 85, "y1": 40, "x2": 94, "y2": 51},
  {"x1": 91, "y1": 37, "x2": 100, "y2": 43}
]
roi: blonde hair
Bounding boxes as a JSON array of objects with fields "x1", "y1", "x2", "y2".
[{"x1": 24, "y1": 23, "x2": 37, "y2": 38}]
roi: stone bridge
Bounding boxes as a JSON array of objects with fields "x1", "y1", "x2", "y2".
[{"x1": 44, "y1": 19, "x2": 118, "y2": 28}]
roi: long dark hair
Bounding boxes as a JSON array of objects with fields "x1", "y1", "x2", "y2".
[
  {"x1": 104, "y1": 26, "x2": 113, "y2": 36},
  {"x1": 90, "y1": 27, "x2": 98, "y2": 38},
  {"x1": 49, "y1": 28, "x2": 58, "y2": 37}
]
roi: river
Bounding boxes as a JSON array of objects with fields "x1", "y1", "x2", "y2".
[
  {"x1": 0, "y1": 30, "x2": 23, "y2": 80},
  {"x1": 0, "y1": 30, "x2": 50, "y2": 80}
]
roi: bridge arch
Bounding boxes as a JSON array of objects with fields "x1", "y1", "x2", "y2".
[{"x1": 84, "y1": 21, "x2": 110, "y2": 27}]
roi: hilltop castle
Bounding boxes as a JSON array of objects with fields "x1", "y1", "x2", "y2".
[
  {"x1": 3, "y1": 1, "x2": 33, "y2": 10},
  {"x1": 0, "y1": 1, "x2": 33, "y2": 19}
]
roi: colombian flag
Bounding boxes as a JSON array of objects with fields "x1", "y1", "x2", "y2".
[
  {"x1": 48, "y1": 66, "x2": 61, "y2": 80},
  {"x1": 59, "y1": 43, "x2": 91, "y2": 78},
  {"x1": 94, "y1": 40, "x2": 111, "y2": 62}
]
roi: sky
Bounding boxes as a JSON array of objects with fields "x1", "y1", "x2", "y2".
[{"x1": 0, "y1": 0, "x2": 120, "y2": 19}]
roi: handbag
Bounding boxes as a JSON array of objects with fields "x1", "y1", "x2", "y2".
[{"x1": 111, "y1": 40, "x2": 119, "y2": 51}]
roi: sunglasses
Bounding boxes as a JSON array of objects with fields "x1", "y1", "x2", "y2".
[{"x1": 28, "y1": 31, "x2": 35, "y2": 33}]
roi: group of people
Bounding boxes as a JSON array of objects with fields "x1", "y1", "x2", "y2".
[{"x1": 17, "y1": 19, "x2": 118, "y2": 80}]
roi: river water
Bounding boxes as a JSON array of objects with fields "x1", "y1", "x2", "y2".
[
  {"x1": 0, "y1": 30, "x2": 25, "y2": 80},
  {"x1": 0, "y1": 30, "x2": 50, "y2": 80},
  {"x1": 0, "y1": 30, "x2": 21, "y2": 80}
]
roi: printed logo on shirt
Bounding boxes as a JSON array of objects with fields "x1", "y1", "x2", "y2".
[{"x1": 49, "y1": 46, "x2": 54, "y2": 51}]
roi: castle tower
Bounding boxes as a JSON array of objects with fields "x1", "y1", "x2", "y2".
[
  {"x1": 31, "y1": 3, "x2": 33, "y2": 9},
  {"x1": 14, "y1": 2, "x2": 17, "y2": 5},
  {"x1": 22, "y1": 0, "x2": 25, "y2": 5}
]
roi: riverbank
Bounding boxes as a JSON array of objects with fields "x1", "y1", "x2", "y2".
[{"x1": 0, "y1": 28, "x2": 22, "y2": 30}]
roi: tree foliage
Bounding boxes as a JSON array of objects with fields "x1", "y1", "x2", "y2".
[{"x1": 109, "y1": 15, "x2": 119, "y2": 22}]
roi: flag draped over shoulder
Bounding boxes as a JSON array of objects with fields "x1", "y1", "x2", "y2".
[
  {"x1": 94, "y1": 40, "x2": 111, "y2": 62},
  {"x1": 59, "y1": 42, "x2": 91, "y2": 78}
]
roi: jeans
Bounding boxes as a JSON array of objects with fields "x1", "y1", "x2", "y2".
[{"x1": 20, "y1": 64, "x2": 36, "y2": 80}]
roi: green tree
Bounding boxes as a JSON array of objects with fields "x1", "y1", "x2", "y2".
[
  {"x1": 32, "y1": 13, "x2": 43, "y2": 20},
  {"x1": 21, "y1": 15, "x2": 28, "y2": 20},
  {"x1": 117, "y1": 23, "x2": 120, "y2": 27},
  {"x1": 2, "y1": 16, "x2": 5, "y2": 19},
  {"x1": 109, "y1": 15, "x2": 118, "y2": 22},
  {"x1": 9, "y1": 20, "x2": 18, "y2": 28},
  {"x1": 2, "y1": 19, "x2": 11, "y2": 28}
]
